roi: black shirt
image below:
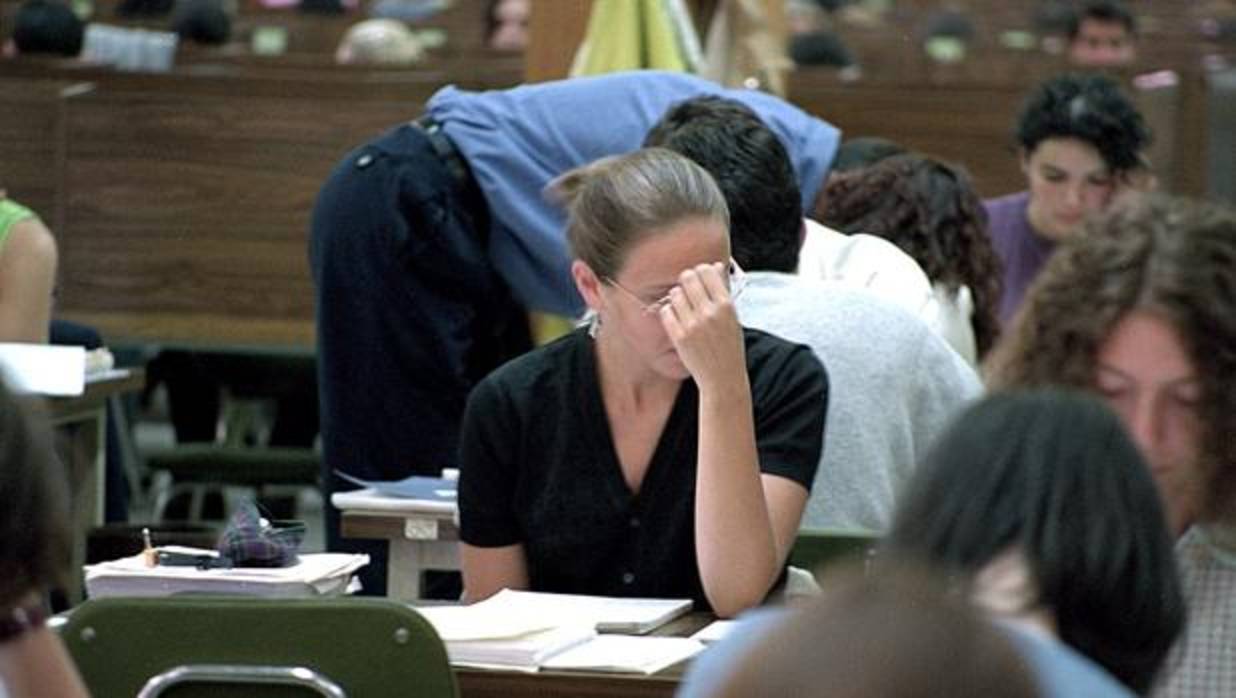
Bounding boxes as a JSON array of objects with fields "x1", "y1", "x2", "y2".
[{"x1": 458, "y1": 327, "x2": 827, "y2": 612}]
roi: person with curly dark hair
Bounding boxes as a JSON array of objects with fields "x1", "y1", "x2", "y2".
[
  {"x1": 986, "y1": 194, "x2": 1236, "y2": 697},
  {"x1": 984, "y1": 73, "x2": 1151, "y2": 324},
  {"x1": 820, "y1": 152, "x2": 1001, "y2": 364}
]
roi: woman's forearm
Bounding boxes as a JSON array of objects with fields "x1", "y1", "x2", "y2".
[{"x1": 694, "y1": 382, "x2": 780, "y2": 617}]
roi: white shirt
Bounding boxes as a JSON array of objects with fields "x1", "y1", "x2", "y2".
[{"x1": 797, "y1": 219, "x2": 978, "y2": 365}]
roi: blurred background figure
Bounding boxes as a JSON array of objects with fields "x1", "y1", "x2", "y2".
[
  {"x1": 171, "y1": 0, "x2": 231, "y2": 47},
  {"x1": 920, "y1": 5, "x2": 976, "y2": 65},
  {"x1": 4, "y1": 0, "x2": 83, "y2": 57},
  {"x1": 335, "y1": 18, "x2": 423, "y2": 65},
  {"x1": 1067, "y1": 0, "x2": 1138, "y2": 68},
  {"x1": 486, "y1": 0, "x2": 528, "y2": 52}
]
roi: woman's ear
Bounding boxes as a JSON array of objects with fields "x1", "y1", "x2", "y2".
[{"x1": 572, "y1": 260, "x2": 604, "y2": 313}]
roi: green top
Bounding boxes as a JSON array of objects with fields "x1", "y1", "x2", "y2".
[{"x1": 0, "y1": 199, "x2": 37, "y2": 250}]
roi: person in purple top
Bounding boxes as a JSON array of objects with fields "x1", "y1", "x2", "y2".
[{"x1": 984, "y1": 73, "x2": 1150, "y2": 324}]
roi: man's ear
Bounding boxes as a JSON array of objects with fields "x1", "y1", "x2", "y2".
[
  {"x1": 1019, "y1": 147, "x2": 1031, "y2": 176},
  {"x1": 572, "y1": 260, "x2": 604, "y2": 313}
]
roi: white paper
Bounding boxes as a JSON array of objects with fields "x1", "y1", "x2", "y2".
[
  {"x1": 540, "y1": 635, "x2": 705, "y2": 674},
  {"x1": 0, "y1": 343, "x2": 86, "y2": 395},
  {"x1": 689, "y1": 619, "x2": 737, "y2": 644},
  {"x1": 467, "y1": 589, "x2": 693, "y2": 634},
  {"x1": 414, "y1": 604, "x2": 564, "y2": 642}
]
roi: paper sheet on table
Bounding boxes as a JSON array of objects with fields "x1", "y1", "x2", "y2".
[
  {"x1": 0, "y1": 343, "x2": 85, "y2": 395},
  {"x1": 540, "y1": 635, "x2": 705, "y2": 674}
]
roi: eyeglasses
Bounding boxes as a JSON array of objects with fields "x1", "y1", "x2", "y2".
[{"x1": 606, "y1": 259, "x2": 747, "y2": 316}]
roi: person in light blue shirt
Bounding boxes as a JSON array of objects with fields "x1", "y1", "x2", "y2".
[
  {"x1": 427, "y1": 71, "x2": 838, "y2": 316},
  {"x1": 309, "y1": 70, "x2": 840, "y2": 595},
  {"x1": 676, "y1": 602, "x2": 1135, "y2": 698}
]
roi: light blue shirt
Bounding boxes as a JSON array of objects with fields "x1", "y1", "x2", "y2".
[
  {"x1": 676, "y1": 609, "x2": 1134, "y2": 698},
  {"x1": 428, "y1": 71, "x2": 840, "y2": 316}
]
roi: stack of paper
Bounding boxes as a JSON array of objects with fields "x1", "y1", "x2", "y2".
[
  {"x1": 689, "y1": 619, "x2": 737, "y2": 644},
  {"x1": 415, "y1": 604, "x2": 595, "y2": 669},
  {"x1": 413, "y1": 589, "x2": 700, "y2": 673},
  {"x1": 84, "y1": 548, "x2": 369, "y2": 599},
  {"x1": 469, "y1": 589, "x2": 694, "y2": 635},
  {"x1": 540, "y1": 635, "x2": 705, "y2": 674}
]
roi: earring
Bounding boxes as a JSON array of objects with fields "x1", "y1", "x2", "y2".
[{"x1": 587, "y1": 311, "x2": 601, "y2": 339}]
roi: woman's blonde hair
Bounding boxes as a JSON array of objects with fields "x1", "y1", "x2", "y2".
[{"x1": 552, "y1": 147, "x2": 729, "y2": 280}]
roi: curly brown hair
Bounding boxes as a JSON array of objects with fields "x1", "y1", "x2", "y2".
[
  {"x1": 820, "y1": 153, "x2": 1003, "y2": 357},
  {"x1": 987, "y1": 194, "x2": 1236, "y2": 522}
]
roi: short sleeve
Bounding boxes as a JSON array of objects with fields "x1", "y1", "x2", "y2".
[
  {"x1": 458, "y1": 375, "x2": 524, "y2": 547},
  {"x1": 751, "y1": 340, "x2": 828, "y2": 491}
]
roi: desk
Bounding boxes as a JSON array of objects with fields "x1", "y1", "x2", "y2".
[
  {"x1": 334, "y1": 491, "x2": 459, "y2": 600},
  {"x1": 47, "y1": 368, "x2": 146, "y2": 603},
  {"x1": 452, "y1": 613, "x2": 710, "y2": 698}
]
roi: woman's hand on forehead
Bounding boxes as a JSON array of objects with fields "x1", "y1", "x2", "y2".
[{"x1": 659, "y1": 262, "x2": 746, "y2": 392}]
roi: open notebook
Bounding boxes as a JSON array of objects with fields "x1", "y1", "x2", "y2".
[{"x1": 414, "y1": 589, "x2": 701, "y2": 673}]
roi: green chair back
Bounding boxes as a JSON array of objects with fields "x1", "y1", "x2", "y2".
[
  {"x1": 791, "y1": 527, "x2": 881, "y2": 579},
  {"x1": 61, "y1": 596, "x2": 457, "y2": 698}
]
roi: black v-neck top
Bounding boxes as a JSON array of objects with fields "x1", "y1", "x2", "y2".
[{"x1": 458, "y1": 327, "x2": 827, "y2": 611}]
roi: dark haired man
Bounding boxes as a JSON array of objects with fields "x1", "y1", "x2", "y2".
[
  {"x1": 646, "y1": 95, "x2": 980, "y2": 532},
  {"x1": 1067, "y1": 0, "x2": 1137, "y2": 68}
]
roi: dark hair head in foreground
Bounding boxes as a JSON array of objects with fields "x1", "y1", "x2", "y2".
[{"x1": 885, "y1": 388, "x2": 1184, "y2": 692}]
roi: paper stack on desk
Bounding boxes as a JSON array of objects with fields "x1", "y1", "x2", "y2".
[
  {"x1": 416, "y1": 603, "x2": 595, "y2": 670},
  {"x1": 84, "y1": 548, "x2": 369, "y2": 599},
  {"x1": 414, "y1": 589, "x2": 702, "y2": 673}
]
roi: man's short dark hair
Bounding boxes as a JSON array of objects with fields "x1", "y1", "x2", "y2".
[
  {"x1": 644, "y1": 96, "x2": 803, "y2": 274},
  {"x1": 1067, "y1": 0, "x2": 1138, "y2": 39},
  {"x1": 12, "y1": 0, "x2": 84, "y2": 56}
]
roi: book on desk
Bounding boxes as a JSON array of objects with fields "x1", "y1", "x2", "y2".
[{"x1": 414, "y1": 589, "x2": 702, "y2": 674}]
